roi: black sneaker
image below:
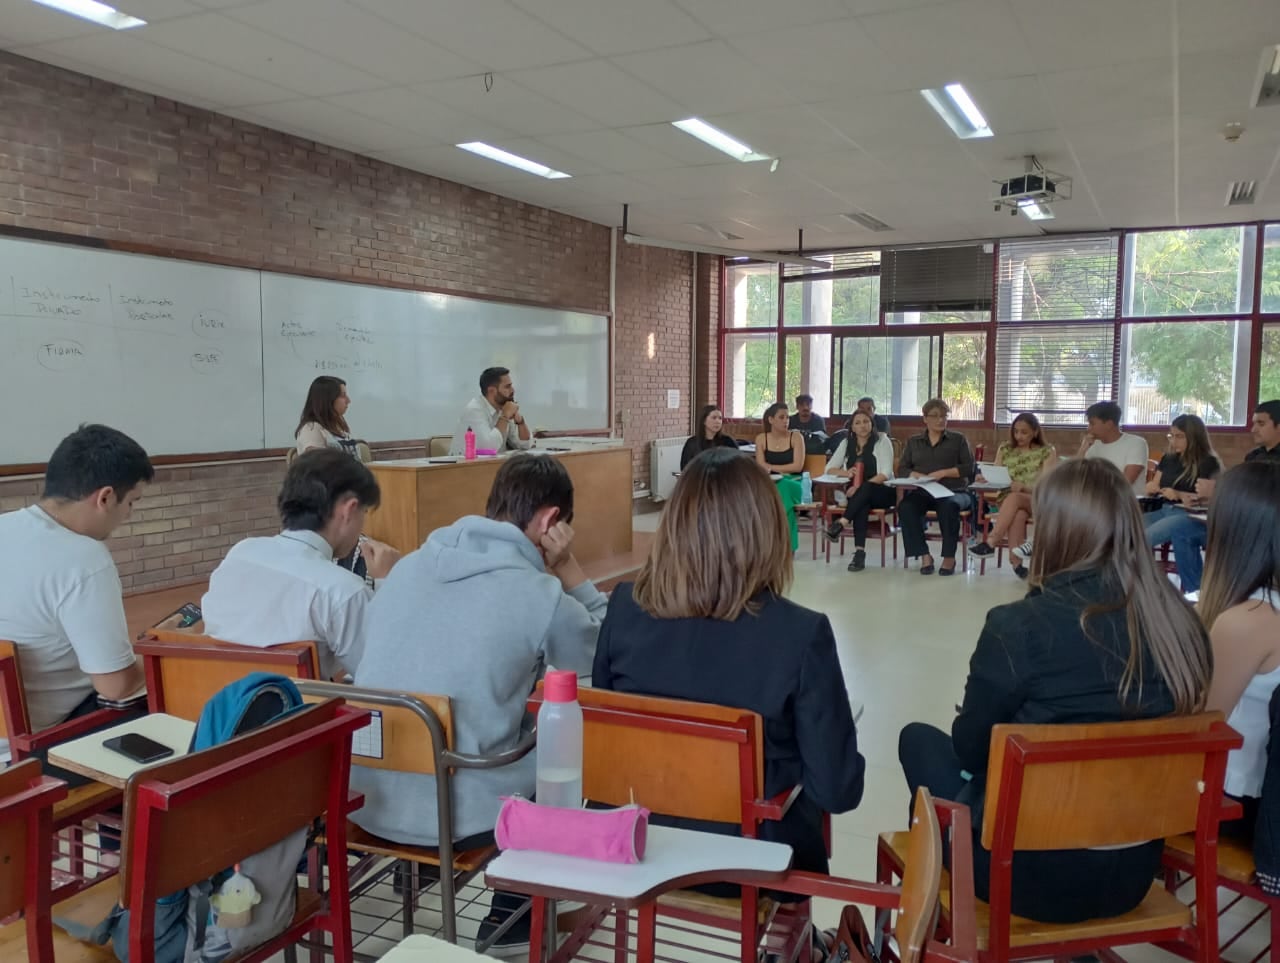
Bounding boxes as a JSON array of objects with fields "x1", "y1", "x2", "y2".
[
  {"x1": 847, "y1": 549, "x2": 866, "y2": 572},
  {"x1": 1014, "y1": 564, "x2": 1029, "y2": 580},
  {"x1": 970, "y1": 543, "x2": 995, "y2": 557},
  {"x1": 475, "y1": 891, "x2": 531, "y2": 958},
  {"x1": 823, "y1": 520, "x2": 843, "y2": 544}
]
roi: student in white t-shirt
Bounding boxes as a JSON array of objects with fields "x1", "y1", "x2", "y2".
[
  {"x1": 0, "y1": 424, "x2": 151, "y2": 778},
  {"x1": 202, "y1": 448, "x2": 402, "y2": 679},
  {"x1": 1076, "y1": 401, "x2": 1149, "y2": 496}
]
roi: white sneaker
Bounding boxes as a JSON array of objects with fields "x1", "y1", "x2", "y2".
[{"x1": 1011, "y1": 539, "x2": 1033, "y2": 562}]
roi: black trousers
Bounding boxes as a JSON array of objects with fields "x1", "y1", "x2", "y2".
[
  {"x1": 841, "y1": 483, "x2": 896, "y2": 545},
  {"x1": 897, "y1": 489, "x2": 965, "y2": 560},
  {"x1": 897, "y1": 722, "x2": 1162, "y2": 924}
]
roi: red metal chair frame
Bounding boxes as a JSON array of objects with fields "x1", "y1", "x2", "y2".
[{"x1": 0, "y1": 760, "x2": 68, "y2": 963}]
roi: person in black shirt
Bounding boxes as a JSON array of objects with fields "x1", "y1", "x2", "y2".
[
  {"x1": 822, "y1": 411, "x2": 896, "y2": 571},
  {"x1": 856, "y1": 396, "x2": 892, "y2": 436},
  {"x1": 898, "y1": 458, "x2": 1211, "y2": 924},
  {"x1": 755, "y1": 403, "x2": 805, "y2": 475},
  {"x1": 679, "y1": 405, "x2": 740, "y2": 470},
  {"x1": 594, "y1": 447, "x2": 863, "y2": 877},
  {"x1": 1146, "y1": 412, "x2": 1223, "y2": 548},
  {"x1": 1246, "y1": 400, "x2": 1280, "y2": 465},
  {"x1": 788, "y1": 393, "x2": 827, "y2": 435},
  {"x1": 896, "y1": 399, "x2": 974, "y2": 576}
]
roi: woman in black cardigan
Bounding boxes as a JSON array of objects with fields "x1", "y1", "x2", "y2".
[
  {"x1": 899, "y1": 458, "x2": 1212, "y2": 923},
  {"x1": 679, "y1": 404, "x2": 740, "y2": 470},
  {"x1": 594, "y1": 446, "x2": 864, "y2": 875}
]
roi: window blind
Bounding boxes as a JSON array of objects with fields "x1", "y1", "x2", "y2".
[
  {"x1": 997, "y1": 235, "x2": 1120, "y2": 321},
  {"x1": 879, "y1": 245, "x2": 993, "y2": 314},
  {"x1": 993, "y1": 322, "x2": 1115, "y2": 425}
]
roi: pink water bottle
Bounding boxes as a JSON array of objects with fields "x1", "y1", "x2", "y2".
[
  {"x1": 852, "y1": 462, "x2": 865, "y2": 490},
  {"x1": 464, "y1": 427, "x2": 476, "y2": 461}
]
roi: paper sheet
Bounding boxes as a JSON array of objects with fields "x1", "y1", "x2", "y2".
[
  {"x1": 976, "y1": 462, "x2": 1011, "y2": 487},
  {"x1": 886, "y1": 478, "x2": 957, "y2": 499}
]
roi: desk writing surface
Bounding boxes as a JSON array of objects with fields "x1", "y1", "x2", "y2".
[
  {"x1": 47, "y1": 713, "x2": 196, "y2": 789},
  {"x1": 485, "y1": 825, "x2": 791, "y2": 906},
  {"x1": 380, "y1": 934, "x2": 489, "y2": 961}
]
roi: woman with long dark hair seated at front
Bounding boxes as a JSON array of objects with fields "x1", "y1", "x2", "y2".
[
  {"x1": 593, "y1": 447, "x2": 864, "y2": 876},
  {"x1": 680, "y1": 405, "x2": 740, "y2": 470},
  {"x1": 898, "y1": 458, "x2": 1211, "y2": 923},
  {"x1": 822, "y1": 409, "x2": 896, "y2": 572}
]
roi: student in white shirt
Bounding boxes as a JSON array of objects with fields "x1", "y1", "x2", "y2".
[
  {"x1": 0, "y1": 424, "x2": 151, "y2": 781},
  {"x1": 295, "y1": 375, "x2": 360, "y2": 457},
  {"x1": 202, "y1": 449, "x2": 401, "y2": 679},
  {"x1": 1076, "y1": 400, "x2": 1149, "y2": 496},
  {"x1": 448, "y1": 366, "x2": 535, "y2": 455},
  {"x1": 1202, "y1": 462, "x2": 1280, "y2": 833}
]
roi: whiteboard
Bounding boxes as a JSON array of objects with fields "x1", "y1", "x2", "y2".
[
  {"x1": 0, "y1": 237, "x2": 264, "y2": 464},
  {"x1": 0, "y1": 234, "x2": 609, "y2": 464},
  {"x1": 260, "y1": 273, "x2": 609, "y2": 447}
]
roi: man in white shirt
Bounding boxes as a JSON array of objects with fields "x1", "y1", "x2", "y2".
[
  {"x1": 1077, "y1": 400, "x2": 1149, "y2": 496},
  {"x1": 0, "y1": 424, "x2": 151, "y2": 777},
  {"x1": 448, "y1": 366, "x2": 535, "y2": 455},
  {"x1": 202, "y1": 448, "x2": 401, "y2": 679}
]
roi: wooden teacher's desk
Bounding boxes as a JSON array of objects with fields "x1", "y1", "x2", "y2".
[{"x1": 364, "y1": 444, "x2": 633, "y2": 564}]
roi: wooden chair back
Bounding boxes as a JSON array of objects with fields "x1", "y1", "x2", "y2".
[
  {"x1": 0, "y1": 641, "x2": 31, "y2": 741},
  {"x1": 896, "y1": 788, "x2": 943, "y2": 963},
  {"x1": 355, "y1": 441, "x2": 373, "y2": 463},
  {"x1": 982, "y1": 712, "x2": 1238, "y2": 852},
  {"x1": 803, "y1": 453, "x2": 827, "y2": 478},
  {"x1": 427, "y1": 435, "x2": 452, "y2": 457},
  {"x1": 117, "y1": 698, "x2": 370, "y2": 963},
  {"x1": 295, "y1": 679, "x2": 453, "y2": 774},
  {"x1": 135, "y1": 631, "x2": 320, "y2": 722},
  {"x1": 0, "y1": 760, "x2": 68, "y2": 963},
  {"x1": 529, "y1": 687, "x2": 766, "y2": 829}
]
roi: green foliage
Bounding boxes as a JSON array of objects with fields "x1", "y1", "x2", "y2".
[{"x1": 1262, "y1": 328, "x2": 1280, "y2": 403}]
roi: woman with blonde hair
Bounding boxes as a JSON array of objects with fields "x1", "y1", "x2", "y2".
[
  {"x1": 899, "y1": 457, "x2": 1211, "y2": 923},
  {"x1": 593, "y1": 446, "x2": 864, "y2": 876},
  {"x1": 1201, "y1": 462, "x2": 1280, "y2": 836}
]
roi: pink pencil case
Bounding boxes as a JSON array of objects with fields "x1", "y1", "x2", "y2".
[
  {"x1": 495, "y1": 797, "x2": 650, "y2": 864},
  {"x1": 475, "y1": 448, "x2": 498, "y2": 456}
]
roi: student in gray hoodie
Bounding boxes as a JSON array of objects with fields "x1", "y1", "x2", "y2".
[{"x1": 351, "y1": 453, "x2": 606, "y2": 953}]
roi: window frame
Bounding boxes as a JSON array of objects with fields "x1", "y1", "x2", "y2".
[{"x1": 720, "y1": 220, "x2": 1278, "y2": 432}]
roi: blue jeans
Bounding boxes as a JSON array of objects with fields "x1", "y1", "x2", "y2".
[{"x1": 1144, "y1": 506, "x2": 1206, "y2": 592}]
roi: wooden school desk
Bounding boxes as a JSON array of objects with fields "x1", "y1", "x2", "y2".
[
  {"x1": 363, "y1": 445, "x2": 634, "y2": 563},
  {"x1": 47, "y1": 714, "x2": 195, "y2": 789}
]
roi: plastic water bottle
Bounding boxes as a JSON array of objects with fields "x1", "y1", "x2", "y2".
[
  {"x1": 536, "y1": 670, "x2": 583, "y2": 809},
  {"x1": 464, "y1": 427, "x2": 476, "y2": 461},
  {"x1": 800, "y1": 471, "x2": 813, "y2": 504}
]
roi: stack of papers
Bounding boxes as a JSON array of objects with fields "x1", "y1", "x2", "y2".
[
  {"x1": 886, "y1": 478, "x2": 955, "y2": 499},
  {"x1": 972, "y1": 462, "x2": 1011, "y2": 490}
]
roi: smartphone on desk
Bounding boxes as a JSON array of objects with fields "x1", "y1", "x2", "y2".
[{"x1": 103, "y1": 733, "x2": 174, "y2": 764}]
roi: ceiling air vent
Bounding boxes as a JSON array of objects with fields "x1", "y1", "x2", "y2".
[
  {"x1": 1226, "y1": 180, "x2": 1257, "y2": 206},
  {"x1": 841, "y1": 211, "x2": 894, "y2": 232}
]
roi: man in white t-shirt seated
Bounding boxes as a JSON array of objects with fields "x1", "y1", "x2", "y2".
[
  {"x1": 1077, "y1": 400, "x2": 1149, "y2": 495},
  {"x1": 448, "y1": 366, "x2": 535, "y2": 455},
  {"x1": 202, "y1": 449, "x2": 402, "y2": 679},
  {"x1": 0, "y1": 424, "x2": 152, "y2": 782}
]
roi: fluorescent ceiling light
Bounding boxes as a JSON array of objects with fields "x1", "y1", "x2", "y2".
[
  {"x1": 30, "y1": 0, "x2": 145, "y2": 29},
  {"x1": 455, "y1": 142, "x2": 570, "y2": 179},
  {"x1": 920, "y1": 83, "x2": 994, "y2": 139},
  {"x1": 1017, "y1": 198, "x2": 1054, "y2": 221},
  {"x1": 671, "y1": 118, "x2": 769, "y2": 162}
]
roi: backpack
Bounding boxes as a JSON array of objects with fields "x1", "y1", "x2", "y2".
[{"x1": 58, "y1": 673, "x2": 309, "y2": 963}]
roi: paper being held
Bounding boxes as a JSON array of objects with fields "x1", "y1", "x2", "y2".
[{"x1": 886, "y1": 477, "x2": 956, "y2": 499}]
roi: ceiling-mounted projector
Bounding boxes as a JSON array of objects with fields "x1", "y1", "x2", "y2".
[{"x1": 993, "y1": 155, "x2": 1071, "y2": 220}]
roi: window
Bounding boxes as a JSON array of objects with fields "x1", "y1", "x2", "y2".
[
  {"x1": 723, "y1": 332, "x2": 778, "y2": 418},
  {"x1": 724, "y1": 262, "x2": 778, "y2": 328},
  {"x1": 784, "y1": 334, "x2": 833, "y2": 415},
  {"x1": 998, "y1": 236, "x2": 1119, "y2": 321},
  {"x1": 1262, "y1": 323, "x2": 1280, "y2": 402},
  {"x1": 782, "y1": 251, "x2": 880, "y2": 327},
  {"x1": 993, "y1": 323, "x2": 1114, "y2": 425},
  {"x1": 1124, "y1": 226, "x2": 1257, "y2": 317},
  {"x1": 1120, "y1": 321, "x2": 1251, "y2": 425},
  {"x1": 881, "y1": 246, "x2": 992, "y2": 316},
  {"x1": 834, "y1": 335, "x2": 938, "y2": 417},
  {"x1": 887, "y1": 310, "x2": 990, "y2": 325},
  {"x1": 1263, "y1": 224, "x2": 1280, "y2": 314},
  {"x1": 943, "y1": 333, "x2": 987, "y2": 421}
]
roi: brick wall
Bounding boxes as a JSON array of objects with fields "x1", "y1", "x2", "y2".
[
  {"x1": 0, "y1": 50, "x2": 693, "y2": 593},
  {"x1": 614, "y1": 239, "x2": 694, "y2": 488}
]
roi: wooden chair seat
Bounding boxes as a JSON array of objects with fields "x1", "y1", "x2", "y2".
[
  {"x1": 655, "y1": 889, "x2": 774, "y2": 923},
  {"x1": 342, "y1": 822, "x2": 495, "y2": 874},
  {"x1": 1164, "y1": 832, "x2": 1256, "y2": 885},
  {"x1": 882, "y1": 830, "x2": 1191, "y2": 951},
  {"x1": 0, "y1": 878, "x2": 118, "y2": 963}
]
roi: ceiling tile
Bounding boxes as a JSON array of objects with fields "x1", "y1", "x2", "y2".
[
  {"x1": 510, "y1": 60, "x2": 688, "y2": 127},
  {"x1": 138, "y1": 13, "x2": 387, "y2": 95},
  {"x1": 412, "y1": 75, "x2": 597, "y2": 137},
  {"x1": 698, "y1": 105, "x2": 857, "y2": 158},
  {"x1": 325, "y1": 88, "x2": 516, "y2": 145},
  {"x1": 224, "y1": 0, "x2": 483, "y2": 86},
  {"x1": 622, "y1": 120, "x2": 773, "y2": 166},
  {"x1": 30, "y1": 32, "x2": 297, "y2": 107},
  {"x1": 1176, "y1": 0, "x2": 1280, "y2": 56},
  {"x1": 351, "y1": 0, "x2": 592, "y2": 71},
  {"x1": 673, "y1": 0, "x2": 853, "y2": 36},
  {"x1": 534, "y1": 129, "x2": 685, "y2": 173},
  {"x1": 1038, "y1": 59, "x2": 1174, "y2": 127},
  {"x1": 509, "y1": 0, "x2": 710, "y2": 56},
  {"x1": 1009, "y1": 0, "x2": 1172, "y2": 72},
  {"x1": 230, "y1": 99, "x2": 438, "y2": 153},
  {"x1": 0, "y1": 1, "x2": 108, "y2": 45},
  {"x1": 1177, "y1": 49, "x2": 1268, "y2": 120},
  {"x1": 611, "y1": 40, "x2": 799, "y2": 114},
  {"x1": 728, "y1": 18, "x2": 905, "y2": 99}
]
